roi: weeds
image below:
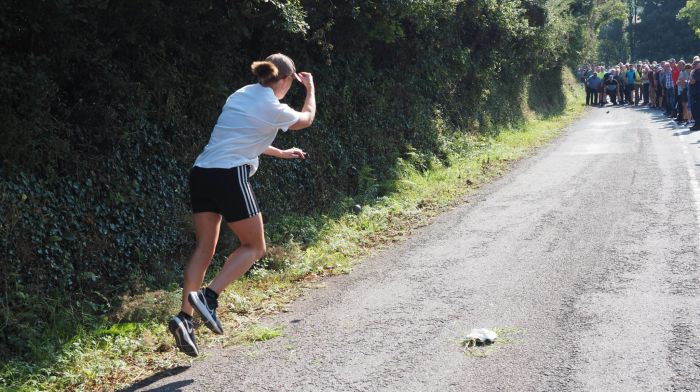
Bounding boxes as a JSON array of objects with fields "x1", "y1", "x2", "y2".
[{"x1": 234, "y1": 325, "x2": 285, "y2": 344}]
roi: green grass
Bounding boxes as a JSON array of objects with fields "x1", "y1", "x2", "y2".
[
  {"x1": 234, "y1": 324, "x2": 285, "y2": 344},
  {"x1": 1, "y1": 70, "x2": 586, "y2": 391}
]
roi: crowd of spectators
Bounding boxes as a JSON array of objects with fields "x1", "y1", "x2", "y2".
[{"x1": 579, "y1": 57, "x2": 700, "y2": 131}]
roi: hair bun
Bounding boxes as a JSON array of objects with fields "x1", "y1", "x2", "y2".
[{"x1": 251, "y1": 61, "x2": 279, "y2": 84}]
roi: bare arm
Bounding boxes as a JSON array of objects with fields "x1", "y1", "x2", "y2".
[
  {"x1": 289, "y1": 72, "x2": 316, "y2": 130},
  {"x1": 263, "y1": 146, "x2": 306, "y2": 159}
]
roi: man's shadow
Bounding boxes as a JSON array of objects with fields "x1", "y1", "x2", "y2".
[
  {"x1": 673, "y1": 129, "x2": 699, "y2": 137},
  {"x1": 118, "y1": 366, "x2": 192, "y2": 392}
]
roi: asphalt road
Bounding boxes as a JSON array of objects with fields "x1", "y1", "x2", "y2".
[{"x1": 130, "y1": 104, "x2": 700, "y2": 392}]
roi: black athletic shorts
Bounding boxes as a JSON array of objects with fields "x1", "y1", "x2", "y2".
[{"x1": 189, "y1": 165, "x2": 260, "y2": 222}]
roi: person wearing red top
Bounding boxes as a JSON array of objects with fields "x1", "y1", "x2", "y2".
[
  {"x1": 671, "y1": 59, "x2": 680, "y2": 85},
  {"x1": 670, "y1": 59, "x2": 681, "y2": 117}
]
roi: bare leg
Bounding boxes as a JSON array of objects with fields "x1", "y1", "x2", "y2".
[
  {"x1": 208, "y1": 213, "x2": 266, "y2": 294},
  {"x1": 180, "y1": 212, "x2": 222, "y2": 315}
]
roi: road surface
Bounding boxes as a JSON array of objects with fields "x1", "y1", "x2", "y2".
[{"x1": 129, "y1": 105, "x2": 700, "y2": 391}]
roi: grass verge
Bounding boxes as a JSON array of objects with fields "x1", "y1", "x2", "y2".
[{"x1": 0, "y1": 70, "x2": 585, "y2": 392}]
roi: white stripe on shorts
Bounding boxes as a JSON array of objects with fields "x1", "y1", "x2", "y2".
[
  {"x1": 237, "y1": 166, "x2": 253, "y2": 216},
  {"x1": 243, "y1": 165, "x2": 259, "y2": 215},
  {"x1": 246, "y1": 183, "x2": 258, "y2": 215}
]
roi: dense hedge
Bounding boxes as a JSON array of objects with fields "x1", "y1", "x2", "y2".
[{"x1": 0, "y1": 0, "x2": 590, "y2": 359}]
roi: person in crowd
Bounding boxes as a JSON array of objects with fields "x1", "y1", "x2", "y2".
[
  {"x1": 663, "y1": 62, "x2": 676, "y2": 116},
  {"x1": 581, "y1": 66, "x2": 593, "y2": 84},
  {"x1": 689, "y1": 57, "x2": 699, "y2": 128},
  {"x1": 625, "y1": 64, "x2": 637, "y2": 105},
  {"x1": 615, "y1": 66, "x2": 627, "y2": 105},
  {"x1": 671, "y1": 58, "x2": 681, "y2": 86},
  {"x1": 604, "y1": 71, "x2": 620, "y2": 105},
  {"x1": 597, "y1": 66, "x2": 606, "y2": 105},
  {"x1": 676, "y1": 61, "x2": 690, "y2": 124},
  {"x1": 648, "y1": 64, "x2": 657, "y2": 107},
  {"x1": 656, "y1": 64, "x2": 665, "y2": 110},
  {"x1": 689, "y1": 58, "x2": 700, "y2": 131},
  {"x1": 580, "y1": 66, "x2": 588, "y2": 84},
  {"x1": 617, "y1": 65, "x2": 626, "y2": 104},
  {"x1": 600, "y1": 68, "x2": 612, "y2": 106},
  {"x1": 634, "y1": 64, "x2": 644, "y2": 105},
  {"x1": 641, "y1": 64, "x2": 651, "y2": 105},
  {"x1": 672, "y1": 59, "x2": 681, "y2": 117},
  {"x1": 587, "y1": 72, "x2": 601, "y2": 106}
]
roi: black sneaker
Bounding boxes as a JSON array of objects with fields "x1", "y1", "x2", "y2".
[
  {"x1": 188, "y1": 289, "x2": 224, "y2": 335},
  {"x1": 168, "y1": 315, "x2": 199, "y2": 357}
]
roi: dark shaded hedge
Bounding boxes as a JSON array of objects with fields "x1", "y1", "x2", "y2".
[{"x1": 0, "y1": 0, "x2": 588, "y2": 358}]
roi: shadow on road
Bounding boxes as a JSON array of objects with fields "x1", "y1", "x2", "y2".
[
  {"x1": 118, "y1": 366, "x2": 191, "y2": 392},
  {"x1": 672, "y1": 129, "x2": 699, "y2": 137}
]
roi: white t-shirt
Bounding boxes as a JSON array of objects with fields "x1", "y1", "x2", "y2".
[{"x1": 193, "y1": 83, "x2": 300, "y2": 176}]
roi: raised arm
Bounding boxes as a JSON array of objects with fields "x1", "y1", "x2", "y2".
[{"x1": 289, "y1": 72, "x2": 316, "y2": 130}]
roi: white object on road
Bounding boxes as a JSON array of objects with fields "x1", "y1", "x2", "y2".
[{"x1": 466, "y1": 328, "x2": 498, "y2": 344}]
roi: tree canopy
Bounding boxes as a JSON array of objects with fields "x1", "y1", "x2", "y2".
[
  {"x1": 634, "y1": 0, "x2": 700, "y2": 60},
  {"x1": 679, "y1": 0, "x2": 700, "y2": 38}
]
